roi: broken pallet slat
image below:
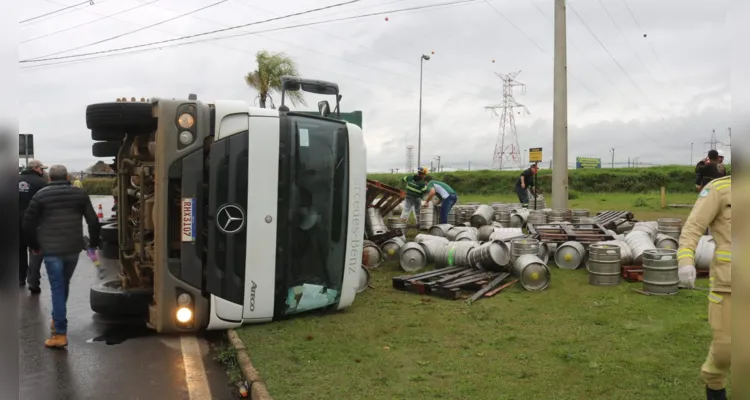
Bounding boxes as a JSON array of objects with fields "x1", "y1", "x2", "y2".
[
  {"x1": 485, "y1": 279, "x2": 518, "y2": 297},
  {"x1": 466, "y1": 273, "x2": 510, "y2": 305}
]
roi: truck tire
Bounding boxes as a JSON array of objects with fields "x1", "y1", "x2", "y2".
[
  {"x1": 90, "y1": 279, "x2": 153, "y2": 317},
  {"x1": 91, "y1": 129, "x2": 126, "y2": 142},
  {"x1": 92, "y1": 141, "x2": 121, "y2": 158},
  {"x1": 100, "y1": 241, "x2": 119, "y2": 260},
  {"x1": 100, "y1": 223, "x2": 118, "y2": 244},
  {"x1": 86, "y1": 102, "x2": 156, "y2": 132}
]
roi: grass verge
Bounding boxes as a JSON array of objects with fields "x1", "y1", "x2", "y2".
[{"x1": 236, "y1": 192, "x2": 717, "y2": 400}]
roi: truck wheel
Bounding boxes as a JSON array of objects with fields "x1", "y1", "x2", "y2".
[
  {"x1": 90, "y1": 278, "x2": 153, "y2": 317},
  {"x1": 100, "y1": 223, "x2": 118, "y2": 244},
  {"x1": 86, "y1": 102, "x2": 156, "y2": 132},
  {"x1": 92, "y1": 141, "x2": 120, "y2": 158},
  {"x1": 91, "y1": 129, "x2": 126, "y2": 142},
  {"x1": 100, "y1": 241, "x2": 119, "y2": 260}
]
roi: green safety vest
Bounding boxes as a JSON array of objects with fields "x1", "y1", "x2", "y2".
[{"x1": 402, "y1": 175, "x2": 427, "y2": 198}]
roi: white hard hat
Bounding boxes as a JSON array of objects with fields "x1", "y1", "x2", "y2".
[{"x1": 717, "y1": 149, "x2": 725, "y2": 157}]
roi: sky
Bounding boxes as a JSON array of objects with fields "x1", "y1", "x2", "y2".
[{"x1": 18, "y1": 0, "x2": 732, "y2": 172}]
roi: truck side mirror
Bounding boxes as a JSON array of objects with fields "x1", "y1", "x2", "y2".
[{"x1": 318, "y1": 101, "x2": 331, "y2": 117}]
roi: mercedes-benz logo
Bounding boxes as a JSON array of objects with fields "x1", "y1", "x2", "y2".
[{"x1": 216, "y1": 204, "x2": 245, "y2": 234}]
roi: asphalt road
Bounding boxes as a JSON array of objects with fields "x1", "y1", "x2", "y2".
[{"x1": 19, "y1": 196, "x2": 236, "y2": 400}]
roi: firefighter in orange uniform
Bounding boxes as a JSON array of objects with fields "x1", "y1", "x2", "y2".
[{"x1": 677, "y1": 175, "x2": 731, "y2": 400}]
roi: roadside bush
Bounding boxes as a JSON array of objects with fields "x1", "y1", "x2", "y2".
[
  {"x1": 369, "y1": 165, "x2": 722, "y2": 194},
  {"x1": 83, "y1": 177, "x2": 115, "y2": 196}
]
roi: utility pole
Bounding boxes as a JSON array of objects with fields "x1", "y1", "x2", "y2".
[
  {"x1": 435, "y1": 156, "x2": 441, "y2": 173},
  {"x1": 610, "y1": 148, "x2": 615, "y2": 168},
  {"x1": 417, "y1": 53, "x2": 432, "y2": 168},
  {"x1": 468, "y1": 161, "x2": 471, "y2": 171},
  {"x1": 690, "y1": 142, "x2": 693, "y2": 165},
  {"x1": 552, "y1": 0, "x2": 569, "y2": 210}
]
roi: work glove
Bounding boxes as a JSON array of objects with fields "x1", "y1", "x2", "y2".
[{"x1": 678, "y1": 265, "x2": 696, "y2": 288}]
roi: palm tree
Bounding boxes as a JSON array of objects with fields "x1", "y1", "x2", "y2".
[{"x1": 244, "y1": 50, "x2": 306, "y2": 109}]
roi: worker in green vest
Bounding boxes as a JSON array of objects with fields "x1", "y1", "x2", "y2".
[
  {"x1": 400, "y1": 167, "x2": 428, "y2": 224},
  {"x1": 422, "y1": 176, "x2": 458, "y2": 224}
]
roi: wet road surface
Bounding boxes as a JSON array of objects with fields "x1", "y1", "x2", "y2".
[{"x1": 19, "y1": 196, "x2": 236, "y2": 400}]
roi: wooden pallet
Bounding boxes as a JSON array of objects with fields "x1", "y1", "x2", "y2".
[
  {"x1": 595, "y1": 210, "x2": 635, "y2": 231},
  {"x1": 527, "y1": 223, "x2": 614, "y2": 245},
  {"x1": 392, "y1": 267, "x2": 512, "y2": 302},
  {"x1": 366, "y1": 179, "x2": 406, "y2": 216}
]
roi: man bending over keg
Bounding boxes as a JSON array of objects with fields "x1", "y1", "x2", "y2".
[
  {"x1": 422, "y1": 176, "x2": 458, "y2": 224},
  {"x1": 400, "y1": 167, "x2": 428, "y2": 225}
]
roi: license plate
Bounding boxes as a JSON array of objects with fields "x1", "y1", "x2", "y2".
[{"x1": 181, "y1": 197, "x2": 196, "y2": 242}]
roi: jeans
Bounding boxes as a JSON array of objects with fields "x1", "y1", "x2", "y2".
[
  {"x1": 44, "y1": 254, "x2": 80, "y2": 335},
  {"x1": 515, "y1": 185, "x2": 529, "y2": 207},
  {"x1": 439, "y1": 194, "x2": 458, "y2": 224},
  {"x1": 400, "y1": 196, "x2": 422, "y2": 223}
]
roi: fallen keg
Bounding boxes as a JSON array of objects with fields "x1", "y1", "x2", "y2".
[
  {"x1": 381, "y1": 236, "x2": 406, "y2": 261},
  {"x1": 489, "y1": 228, "x2": 526, "y2": 242},
  {"x1": 655, "y1": 233, "x2": 678, "y2": 250},
  {"x1": 399, "y1": 242, "x2": 427, "y2": 273},
  {"x1": 446, "y1": 226, "x2": 471, "y2": 241},
  {"x1": 513, "y1": 254, "x2": 551, "y2": 291},
  {"x1": 386, "y1": 217, "x2": 408, "y2": 236},
  {"x1": 578, "y1": 217, "x2": 598, "y2": 228},
  {"x1": 586, "y1": 243, "x2": 621, "y2": 286},
  {"x1": 428, "y1": 224, "x2": 452, "y2": 237},
  {"x1": 470, "y1": 205, "x2": 495, "y2": 227},
  {"x1": 418, "y1": 239, "x2": 447, "y2": 263},
  {"x1": 657, "y1": 218, "x2": 682, "y2": 241},
  {"x1": 510, "y1": 208, "x2": 529, "y2": 228},
  {"x1": 414, "y1": 233, "x2": 449, "y2": 244},
  {"x1": 419, "y1": 203, "x2": 435, "y2": 230},
  {"x1": 641, "y1": 248, "x2": 679, "y2": 295},
  {"x1": 548, "y1": 209, "x2": 567, "y2": 223},
  {"x1": 596, "y1": 240, "x2": 633, "y2": 266},
  {"x1": 356, "y1": 264, "x2": 371, "y2": 293},
  {"x1": 467, "y1": 240, "x2": 511, "y2": 271},
  {"x1": 434, "y1": 241, "x2": 478, "y2": 268},
  {"x1": 570, "y1": 209, "x2": 590, "y2": 224},
  {"x1": 537, "y1": 242, "x2": 551, "y2": 264},
  {"x1": 477, "y1": 225, "x2": 496, "y2": 242},
  {"x1": 454, "y1": 228, "x2": 478, "y2": 242},
  {"x1": 554, "y1": 241, "x2": 586, "y2": 270},
  {"x1": 695, "y1": 235, "x2": 715, "y2": 271},
  {"x1": 631, "y1": 221, "x2": 658, "y2": 241},
  {"x1": 510, "y1": 238, "x2": 540, "y2": 265},
  {"x1": 366, "y1": 208, "x2": 388, "y2": 236},
  {"x1": 624, "y1": 230, "x2": 656, "y2": 265},
  {"x1": 362, "y1": 240, "x2": 384, "y2": 269}
]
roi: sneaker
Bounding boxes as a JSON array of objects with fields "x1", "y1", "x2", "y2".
[{"x1": 44, "y1": 334, "x2": 67, "y2": 349}]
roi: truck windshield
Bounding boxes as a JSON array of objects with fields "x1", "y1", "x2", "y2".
[{"x1": 282, "y1": 115, "x2": 350, "y2": 316}]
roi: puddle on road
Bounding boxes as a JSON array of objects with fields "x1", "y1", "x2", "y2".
[{"x1": 87, "y1": 316, "x2": 155, "y2": 345}]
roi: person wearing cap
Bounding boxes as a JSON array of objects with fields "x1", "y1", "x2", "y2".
[
  {"x1": 23, "y1": 164, "x2": 101, "y2": 349},
  {"x1": 400, "y1": 167, "x2": 428, "y2": 225},
  {"x1": 422, "y1": 176, "x2": 458, "y2": 224},
  {"x1": 18, "y1": 160, "x2": 48, "y2": 292},
  {"x1": 697, "y1": 150, "x2": 726, "y2": 191},
  {"x1": 515, "y1": 163, "x2": 539, "y2": 208}
]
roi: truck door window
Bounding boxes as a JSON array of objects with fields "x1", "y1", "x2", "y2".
[{"x1": 284, "y1": 117, "x2": 349, "y2": 315}]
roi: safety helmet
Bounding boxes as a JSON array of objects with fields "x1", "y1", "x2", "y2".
[{"x1": 417, "y1": 167, "x2": 429, "y2": 175}]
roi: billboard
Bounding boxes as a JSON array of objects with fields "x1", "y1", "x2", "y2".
[{"x1": 576, "y1": 157, "x2": 601, "y2": 169}]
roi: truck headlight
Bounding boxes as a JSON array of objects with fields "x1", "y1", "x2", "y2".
[
  {"x1": 179, "y1": 131, "x2": 194, "y2": 146},
  {"x1": 176, "y1": 307, "x2": 193, "y2": 323},
  {"x1": 177, "y1": 113, "x2": 195, "y2": 129}
]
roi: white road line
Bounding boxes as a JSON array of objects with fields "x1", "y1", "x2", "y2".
[{"x1": 180, "y1": 335, "x2": 212, "y2": 400}]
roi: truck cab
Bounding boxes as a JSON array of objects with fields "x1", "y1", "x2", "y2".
[{"x1": 87, "y1": 77, "x2": 367, "y2": 333}]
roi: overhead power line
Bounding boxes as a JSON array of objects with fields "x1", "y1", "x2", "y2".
[
  {"x1": 20, "y1": 0, "x2": 92, "y2": 24},
  {"x1": 24, "y1": 0, "x2": 230, "y2": 61},
  {"x1": 21, "y1": 0, "x2": 161, "y2": 44},
  {"x1": 20, "y1": 0, "x2": 481, "y2": 64}
]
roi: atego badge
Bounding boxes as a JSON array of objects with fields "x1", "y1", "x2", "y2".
[{"x1": 216, "y1": 204, "x2": 246, "y2": 234}]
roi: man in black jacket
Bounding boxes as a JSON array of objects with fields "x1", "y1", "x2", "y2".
[
  {"x1": 19, "y1": 160, "x2": 48, "y2": 290},
  {"x1": 696, "y1": 150, "x2": 726, "y2": 190},
  {"x1": 23, "y1": 164, "x2": 101, "y2": 349},
  {"x1": 515, "y1": 163, "x2": 539, "y2": 208}
]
